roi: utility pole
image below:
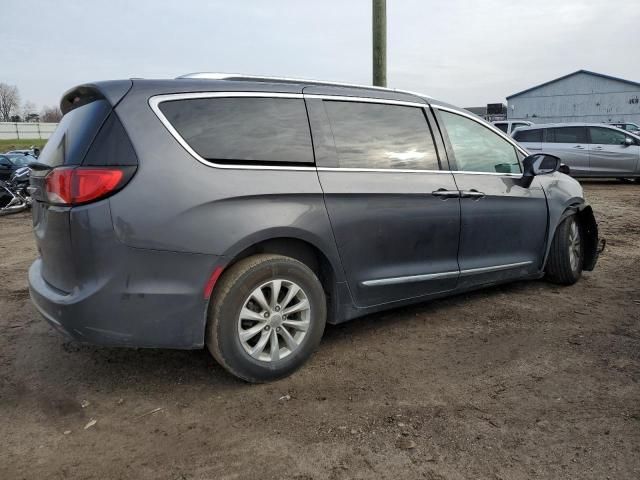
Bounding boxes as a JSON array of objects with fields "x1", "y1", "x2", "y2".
[{"x1": 372, "y1": 0, "x2": 387, "y2": 87}]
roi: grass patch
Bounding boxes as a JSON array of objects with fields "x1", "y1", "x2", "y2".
[{"x1": 0, "y1": 138, "x2": 47, "y2": 152}]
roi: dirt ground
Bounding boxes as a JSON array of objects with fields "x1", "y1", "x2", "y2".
[{"x1": 1, "y1": 182, "x2": 639, "y2": 480}]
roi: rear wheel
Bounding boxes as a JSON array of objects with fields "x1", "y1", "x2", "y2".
[
  {"x1": 545, "y1": 215, "x2": 583, "y2": 285},
  {"x1": 206, "y1": 254, "x2": 326, "y2": 382}
]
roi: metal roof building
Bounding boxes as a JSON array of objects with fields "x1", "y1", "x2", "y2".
[{"x1": 506, "y1": 70, "x2": 640, "y2": 124}]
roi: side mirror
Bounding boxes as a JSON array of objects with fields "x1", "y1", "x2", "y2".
[
  {"x1": 523, "y1": 153, "x2": 561, "y2": 175},
  {"x1": 623, "y1": 137, "x2": 635, "y2": 146},
  {"x1": 521, "y1": 153, "x2": 561, "y2": 187},
  {"x1": 558, "y1": 163, "x2": 571, "y2": 175}
]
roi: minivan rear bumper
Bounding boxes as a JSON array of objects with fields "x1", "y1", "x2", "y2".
[{"x1": 29, "y1": 249, "x2": 220, "y2": 349}]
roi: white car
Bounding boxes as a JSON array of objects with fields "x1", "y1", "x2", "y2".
[
  {"x1": 492, "y1": 120, "x2": 533, "y2": 136},
  {"x1": 5, "y1": 148, "x2": 39, "y2": 158},
  {"x1": 608, "y1": 122, "x2": 640, "y2": 136}
]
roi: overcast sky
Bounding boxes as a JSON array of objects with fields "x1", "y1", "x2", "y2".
[{"x1": 3, "y1": 0, "x2": 640, "y2": 110}]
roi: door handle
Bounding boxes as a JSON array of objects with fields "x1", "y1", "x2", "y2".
[
  {"x1": 573, "y1": 145, "x2": 585, "y2": 149},
  {"x1": 431, "y1": 188, "x2": 460, "y2": 199},
  {"x1": 593, "y1": 146, "x2": 603, "y2": 150},
  {"x1": 460, "y1": 189, "x2": 486, "y2": 200}
]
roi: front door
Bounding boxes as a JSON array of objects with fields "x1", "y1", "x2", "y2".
[
  {"x1": 588, "y1": 126, "x2": 640, "y2": 176},
  {"x1": 435, "y1": 108, "x2": 548, "y2": 288},
  {"x1": 305, "y1": 95, "x2": 461, "y2": 307}
]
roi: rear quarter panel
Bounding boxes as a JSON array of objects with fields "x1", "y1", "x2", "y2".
[{"x1": 108, "y1": 82, "x2": 346, "y2": 282}]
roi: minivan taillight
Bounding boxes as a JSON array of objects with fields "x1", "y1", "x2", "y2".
[{"x1": 45, "y1": 167, "x2": 130, "y2": 205}]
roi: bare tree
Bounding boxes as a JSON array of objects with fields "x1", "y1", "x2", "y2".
[
  {"x1": 22, "y1": 101, "x2": 38, "y2": 122},
  {"x1": 40, "y1": 105, "x2": 63, "y2": 123},
  {"x1": 0, "y1": 83, "x2": 20, "y2": 122}
]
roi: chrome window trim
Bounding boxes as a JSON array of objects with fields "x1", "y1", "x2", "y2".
[
  {"x1": 150, "y1": 91, "x2": 438, "y2": 172},
  {"x1": 318, "y1": 168, "x2": 520, "y2": 177},
  {"x1": 317, "y1": 167, "x2": 451, "y2": 174},
  {"x1": 361, "y1": 261, "x2": 533, "y2": 287},
  {"x1": 149, "y1": 91, "x2": 527, "y2": 175},
  {"x1": 434, "y1": 105, "x2": 529, "y2": 157},
  {"x1": 453, "y1": 171, "x2": 523, "y2": 177},
  {"x1": 305, "y1": 94, "x2": 428, "y2": 109},
  {"x1": 148, "y1": 92, "x2": 316, "y2": 171}
]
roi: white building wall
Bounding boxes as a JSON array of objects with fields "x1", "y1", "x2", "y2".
[{"x1": 507, "y1": 72, "x2": 640, "y2": 124}]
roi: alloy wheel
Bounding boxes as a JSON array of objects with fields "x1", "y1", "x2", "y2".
[
  {"x1": 237, "y1": 279, "x2": 311, "y2": 362},
  {"x1": 568, "y1": 220, "x2": 581, "y2": 272}
]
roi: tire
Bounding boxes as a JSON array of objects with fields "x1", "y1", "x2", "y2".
[
  {"x1": 545, "y1": 215, "x2": 583, "y2": 285},
  {"x1": 206, "y1": 254, "x2": 326, "y2": 383}
]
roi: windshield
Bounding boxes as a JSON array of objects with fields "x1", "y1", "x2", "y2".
[{"x1": 6, "y1": 154, "x2": 35, "y2": 166}]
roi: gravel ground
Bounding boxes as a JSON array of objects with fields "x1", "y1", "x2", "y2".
[{"x1": 1, "y1": 181, "x2": 639, "y2": 479}]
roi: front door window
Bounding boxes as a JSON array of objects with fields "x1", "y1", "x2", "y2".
[{"x1": 440, "y1": 111, "x2": 521, "y2": 174}]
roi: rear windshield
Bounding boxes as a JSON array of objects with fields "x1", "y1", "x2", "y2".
[
  {"x1": 159, "y1": 97, "x2": 314, "y2": 165},
  {"x1": 37, "y1": 99, "x2": 111, "y2": 167}
]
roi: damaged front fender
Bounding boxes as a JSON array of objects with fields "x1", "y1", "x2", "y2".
[{"x1": 576, "y1": 205, "x2": 602, "y2": 271}]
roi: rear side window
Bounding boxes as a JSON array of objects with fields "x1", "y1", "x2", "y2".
[
  {"x1": 494, "y1": 123, "x2": 508, "y2": 133},
  {"x1": 83, "y1": 112, "x2": 138, "y2": 166},
  {"x1": 513, "y1": 129, "x2": 543, "y2": 143},
  {"x1": 159, "y1": 97, "x2": 313, "y2": 165},
  {"x1": 547, "y1": 127, "x2": 587, "y2": 143},
  {"x1": 323, "y1": 101, "x2": 439, "y2": 170},
  {"x1": 38, "y1": 99, "x2": 111, "y2": 167}
]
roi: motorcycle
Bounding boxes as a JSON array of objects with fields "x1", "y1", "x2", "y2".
[{"x1": 0, "y1": 166, "x2": 31, "y2": 216}]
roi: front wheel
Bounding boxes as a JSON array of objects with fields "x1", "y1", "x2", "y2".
[
  {"x1": 545, "y1": 215, "x2": 583, "y2": 285},
  {"x1": 206, "y1": 254, "x2": 326, "y2": 383}
]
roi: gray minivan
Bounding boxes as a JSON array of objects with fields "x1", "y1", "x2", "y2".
[
  {"x1": 28, "y1": 74, "x2": 601, "y2": 382},
  {"x1": 513, "y1": 123, "x2": 640, "y2": 179}
]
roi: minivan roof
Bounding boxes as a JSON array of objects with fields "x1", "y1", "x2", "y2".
[
  {"x1": 177, "y1": 72, "x2": 433, "y2": 100},
  {"x1": 63, "y1": 74, "x2": 472, "y2": 119},
  {"x1": 171, "y1": 73, "x2": 460, "y2": 108}
]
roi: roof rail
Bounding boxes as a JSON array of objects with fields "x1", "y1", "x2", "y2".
[{"x1": 176, "y1": 72, "x2": 431, "y2": 99}]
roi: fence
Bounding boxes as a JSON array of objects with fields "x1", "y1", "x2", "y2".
[{"x1": 0, "y1": 122, "x2": 58, "y2": 140}]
